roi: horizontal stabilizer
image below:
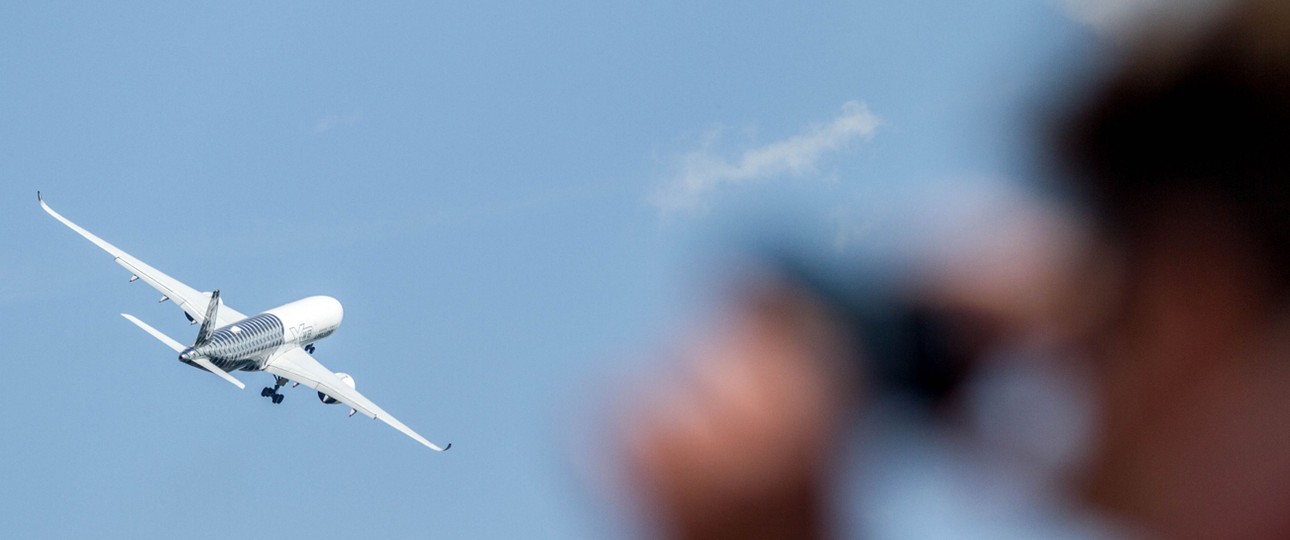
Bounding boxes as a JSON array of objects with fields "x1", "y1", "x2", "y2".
[
  {"x1": 121, "y1": 313, "x2": 184, "y2": 353},
  {"x1": 120, "y1": 313, "x2": 245, "y2": 390},
  {"x1": 188, "y1": 356, "x2": 246, "y2": 390}
]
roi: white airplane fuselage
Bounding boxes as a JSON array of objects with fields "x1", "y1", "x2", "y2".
[{"x1": 179, "y1": 296, "x2": 343, "y2": 373}]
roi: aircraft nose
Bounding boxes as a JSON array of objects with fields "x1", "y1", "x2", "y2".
[{"x1": 179, "y1": 348, "x2": 195, "y2": 362}]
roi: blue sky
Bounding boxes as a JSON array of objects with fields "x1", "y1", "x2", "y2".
[{"x1": 2, "y1": 2, "x2": 1130, "y2": 537}]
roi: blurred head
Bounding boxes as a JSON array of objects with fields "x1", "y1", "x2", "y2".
[
  {"x1": 1054, "y1": 0, "x2": 1290, "y2": 536},
  {"x1": 1058, "y1": 0, "x2": 1290, "y2": 294}
]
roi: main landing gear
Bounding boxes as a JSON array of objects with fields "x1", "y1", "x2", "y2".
[{"x1": 261, "y1": 375, "x2": 289, "y2": 404}]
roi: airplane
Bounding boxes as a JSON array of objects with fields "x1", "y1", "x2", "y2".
[{"x1": 38, "y1": 192, "x2": 450, "y2": 452}]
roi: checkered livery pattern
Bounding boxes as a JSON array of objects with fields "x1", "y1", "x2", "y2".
[{"x1": 192, "y1": 313, "x2": 285, "y2": 372}]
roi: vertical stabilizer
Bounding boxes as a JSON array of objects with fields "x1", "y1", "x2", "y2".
[{"x1": 194, "y1": 290, "x2": 221, "y2": 345}]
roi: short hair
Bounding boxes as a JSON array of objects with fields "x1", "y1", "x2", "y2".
[{"x1": 1057, "y1": 0, "x2": 1290, "y2": 284}]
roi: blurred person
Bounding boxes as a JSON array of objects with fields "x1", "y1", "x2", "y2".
[
  {"x1": 1056, "y1": 0, "x2": 1290, "y2": 536},
  {"x1": 609, "y1": 0, "x2": 1290, "y2": 538}
]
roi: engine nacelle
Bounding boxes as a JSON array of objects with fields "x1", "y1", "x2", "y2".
[
  {"x1": 318, "y1": 372, "x2": 355, "y2": 404},
  {"x1": 263, "y1": 296, "x2": 343, "y2": 347}
]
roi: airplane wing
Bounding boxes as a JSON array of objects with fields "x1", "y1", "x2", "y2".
[
  {"x1": 265, "y1": 346, "x2": 451, "y2": 452},
  {"x1": 38, "y1": 192, "x2": 247, "y2": 327}
]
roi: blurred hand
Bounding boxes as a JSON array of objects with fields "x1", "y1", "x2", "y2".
[{"x1": 621, "y1": 284, "x2": 856, "y2": 540}]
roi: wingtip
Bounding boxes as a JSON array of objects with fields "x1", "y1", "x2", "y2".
[
  {"x1": 37, "y1": 191, "x2": 55, "y2": 215},
  {"x1": 444, "y1": 443, "x2": 452, "y2": 451}
]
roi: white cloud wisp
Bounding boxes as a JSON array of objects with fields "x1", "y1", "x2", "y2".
[
  {"x1": 314, "y1": 110, "x2": 364, "y2": 134},
  {"x1": 651, "y1": 101, "x2": 880, "y2": 215}
]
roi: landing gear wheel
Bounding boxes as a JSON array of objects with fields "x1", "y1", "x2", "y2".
[
  {"x1": 260, "y1": 387, "x2": 273, "y2": 398},
  {"x1": 272, "y1": 394, "x2": 284, "y2": 404}
]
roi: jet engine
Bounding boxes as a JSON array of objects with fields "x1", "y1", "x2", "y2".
[{"x1": 318, "y1": 372, "x2": 356, "y2": 404}]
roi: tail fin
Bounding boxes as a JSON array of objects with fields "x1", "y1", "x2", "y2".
[{"x1": 194, "y1": 290, "x2": 221, "y2": 345}]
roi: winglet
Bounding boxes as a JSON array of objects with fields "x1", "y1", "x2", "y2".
[
  {"x1": 38, "y1": 191, "x2": 54, "y2": 216},
  {"x1": 37, "y1": 191, "x2": 55, "y2": 217}
]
